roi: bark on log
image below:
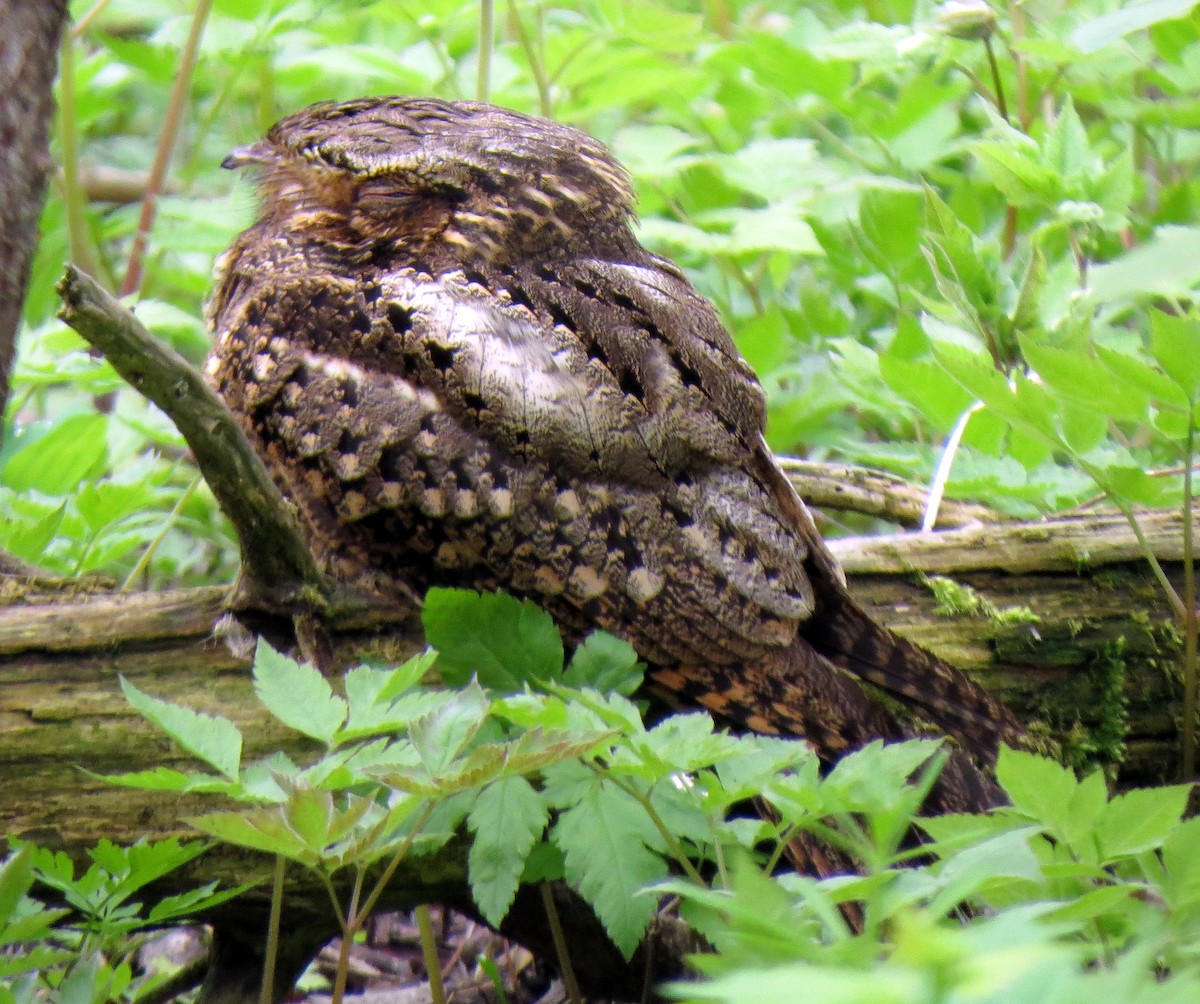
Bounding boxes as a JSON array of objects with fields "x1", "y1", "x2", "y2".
[{"x1": 0, "y1": 509, "x2": 1188, "y2": 997}]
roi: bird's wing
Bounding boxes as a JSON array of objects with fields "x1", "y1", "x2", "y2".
[
  {"x1": 368, "y1": 258, "x2": 771, "y2": 489},
  {"x1": 208, "y1": 258, "x2": 817, "y2": 659}
]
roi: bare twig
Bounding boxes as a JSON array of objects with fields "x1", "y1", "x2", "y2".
[
  {"x1": 56, "y1": 265, "x2": 331, "y2": 613},
  {"x1": 775, "y1": 456, "x2": 1003, "y2": 529}
]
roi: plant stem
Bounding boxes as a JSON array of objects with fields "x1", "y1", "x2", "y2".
[
  {"x1": 1110, "y1": 499, "x2": 1187, "y2": 620},
  {"x1": 357, "y1": 800, "x2": 437, "y2": 921},
  {"x1": 506, "y1": 0, "x2": 552, "y2": 116},
  {"x1": 258, "y1": 855, "x2": 286, "y2": 1004},
  {"x1": 983, "y1": 36, "x2": 1008, "y2": 122},
  {"x1": 58, "y1": 34, "x2": 98, "y2": 279},
  {"x1": 416, "y1": 904, "x2": 449, "y2": 1004},
  {"x1": 120, "y1": 0, "x2": 213, "y2": 299},
  {"x1": 1182, "y1": 413, "x2": 1197, "y2": 777},
  {"x1": 540, "y1": 883, "x2": 584, "y2": 1004},
  {"x1": 121, "y1": 473, "x2": 200, "y2": 591},
  {"x1": 330, "y1": 867, "x2": 366, "y2": 1004},
  {"x1": 477, "y1": 0, "x2": 494, "y2": 102},
  {"x1": 71, "y1": 0, "x2": 116, "y2": 36},
  {"x1": 1009, "y1": 0, "x2": 1030, "y2": 130},
  {"x1": 594, "y1": 768, "x2": 706, "y2": 885}
]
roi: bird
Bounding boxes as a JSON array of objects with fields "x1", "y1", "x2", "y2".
[{"x1": 206, "y1": 96, "x2": 1025, "y2": 814}]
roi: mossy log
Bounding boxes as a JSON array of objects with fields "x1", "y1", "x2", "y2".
[{"x1": 2, "y1": 509, "x2": 1188, "y2": 847}]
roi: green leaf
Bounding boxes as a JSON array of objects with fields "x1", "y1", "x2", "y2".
[
  {"x1": 972, "y1": 141, "x2": 1061, "y2": 208},
  {"x1": 1150, "y1": 311, "x2": 1200, "y2": 400},
  {"x1": 423, "y1": 589, "x2": 564, "y2": 690},
  {"x1": 552, "y1": 782, "x2": 667, "y2": 957},
  {"x1": 0, "y1": 848, "x2": 35, "y2": 927},
  {"x1": 188, "y1": 808, "x2": 310, "y2": 861},
  {"x1": 1, "y1": 414, "x2": 108, "y2": 495},
  {"x1": 408, "y1": 680, "x2": 490, "y2": 778},
  {"x1": 252, "y1": 639, "x2": 346, "y2": 745},
  {"x1": 120, "y1": 678, "x2": 242, "y2": 781},
  {"x1": 563, "y1": 631, "x2": 643, "y2": 695},
  {"x1": 1089, "y1": 226, "x2": 1200, "y2": 303},
  {"x1": 467, "y1": 776, "x2": 548, "y2": 926},
  {"x1": 1095, "y1": 344, "x2": 1190, "y2": 411},
  {"x1": 1043, "y1": 99, "x2": 1092, "y2": 184},
  {"x1": 858, "y1": 186, "x2": 924, "y2": 278},
  {"x1": 1021, "y1": 336, "x2": 1151, "y2": 421},
  {"x1": 1072, "y1": 0, "x2": 1199, "y2": 52},
  {"x1": 1097, "y1": 785, "x2": 1191, "y2": 860},
  {"x1": 995, "y1": 747, "x2": 1078, "y2": 837}
]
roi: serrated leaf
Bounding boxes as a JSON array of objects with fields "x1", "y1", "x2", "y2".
[
  {"x1": 1098, "y1": 785, "x2": 1190, "y2": 860},
  {"x1": 284, "y1": 786, "x2": 335, "y2": 852},
  {"x1": 972, "y1": 141, "x2": 1062, "y2": 208},
  {"x1": 188, "y1": 809, "x2": 310, "y2": 861},
  {"x1": 467, "y1": 776, "x2": 548, "y2": 926},
  {"x1": 147, "y1": 880, "x2": 253, "y2": 923},
  {"x1": 1062, "y1": 769, "x2": 1109, "y2": 858},
  {"x1": 521, "y1": 840, "x2": 565, "y2": 883},
  {"x1": 1020, "y1": 338, "x2": 1149, "y2": 423},
  {"x1": 996, "y1": 747, "x2": 1077, "y2": 837},
  {"x1": 408, "y1": 680, "x2": 490, "y2": 777},
  {"x1": 1095, "y1": 344, "x2": 1190, "y2": 410},
  {"x1": 552, "y1": 783, "x2": 667, "y2": 957},
  {"x1": 423, "y1": 589, "x2": 564, "y2": 690},
  {"x1": 928, "y1": 828, "x2": 1043, "y2": 914},
  {"x1": 120, "y1": 678, "x2": 241, "y2": 781},
  {"x1": 635, "y1": 713, "x2": 739, "y2": 774},
  {"x1": 1043, "y1": 99, "x2": 1092, "y2": 183},
  {"x1": 563, "y1": 631, "x2": 643, "y2": 695},
  {"x1": 252, "y1": 639, "x2": 346, "y2": 744},
  {"x1": 0, "y1": 848, "x2": 34, "y2": 927}
]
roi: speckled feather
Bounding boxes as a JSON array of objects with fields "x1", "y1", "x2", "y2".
[{"x1": 207, "y1": 97, "x2": 1024, "y2": 804}]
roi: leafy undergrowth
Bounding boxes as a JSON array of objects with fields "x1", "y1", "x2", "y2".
[{"x1": 4, "y1": 589, "x2": 1200, "y2": 1002}]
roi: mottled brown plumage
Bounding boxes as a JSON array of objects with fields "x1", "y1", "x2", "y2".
[{"x1": 207, "y1": 96, "x2": 1024, "y2": 810}]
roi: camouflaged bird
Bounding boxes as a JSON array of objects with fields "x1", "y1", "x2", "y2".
[{"x1": 207, "y1": 96, "x2": 1024, "y2": 810}]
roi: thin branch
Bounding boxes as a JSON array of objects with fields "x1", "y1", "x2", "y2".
[
  {"x1": 416, "y1": 903, "x2": 449, "y2": 1004},
  {"x1": 58, "y1": 35, "x2": 99, "y2": 280},
  {"x1": 56, "y1": 265, "x2": 331, "y2": 614},
  {"x1": 775, "y1": 456, "x2": 1003, "y2": 529},
  {"x1": 120, "y1": 0, "x2": 214, "y2": 298}
]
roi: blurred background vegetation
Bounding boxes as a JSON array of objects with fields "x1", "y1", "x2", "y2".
[{"x1": 8, "y1": 0, "x2": 1200, "y2": 588}]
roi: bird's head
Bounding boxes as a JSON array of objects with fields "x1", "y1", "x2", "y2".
[{"x1": 225, "y1": 96, "x2": 637, "y2": 264}]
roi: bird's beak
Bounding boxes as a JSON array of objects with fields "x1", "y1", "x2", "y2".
[{"x1": 222, "y1": 141, "x2": 273, "y2": 170}]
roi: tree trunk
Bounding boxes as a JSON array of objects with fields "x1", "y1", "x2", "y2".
[{"x1": 0, "y1": 0, "x2": 68, "y2": 445}]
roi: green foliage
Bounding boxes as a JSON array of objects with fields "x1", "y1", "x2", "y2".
[
  {"x1": 13, "y1": 0, "x2": 1200, "y2": 998},
  {"x1": 0, "y1": 839, "x2": 245, "y2": 1002}
]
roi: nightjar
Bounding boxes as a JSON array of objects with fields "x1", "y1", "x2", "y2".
[{"x1": 207, "y1": 96, "x2": 1023, "y2": 810}]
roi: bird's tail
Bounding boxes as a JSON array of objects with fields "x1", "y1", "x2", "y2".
[
  {"x1": 798, "y1": 590, "x2": 1025, "y2": 765},
  {"x1": 649, "y1": 624, "x2": 1009, "y2": 815}
]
